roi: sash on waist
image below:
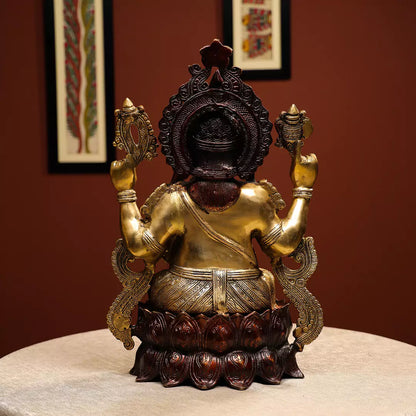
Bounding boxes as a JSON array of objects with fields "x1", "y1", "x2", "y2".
[
  {"x1": 170, "y1": 265, "x2": 261, "y2": 280},
  {"x1": 170, "y1": 266, "x2": 261, "y2": 313}
]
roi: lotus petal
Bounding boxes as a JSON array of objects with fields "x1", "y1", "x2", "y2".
[
  {"x1": 190, "y1": 352, "x2": 221, "y2": 389},
  {"x1": 204, "y1": 314, "x2": 236, "y2": 354},
  {"x1": 171, "y1": 312, "x2": 201, "y2": 351},
  {"x1": 130, "y1": 344, "x2": 161, "y2": 382},
  {"x1": 240, "y1": 311, "x2": 267, "y2": 350},
  {"x1": 160, "y1": 351, "x2": 189, "y2": 387},
  {"x1": 224, "y1": 351, "x2": 254, "y2": 390}
]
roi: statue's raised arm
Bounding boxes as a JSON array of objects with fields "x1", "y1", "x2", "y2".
[{"x1": 257, "y1": 104, "x2": 323, "y2": 352}]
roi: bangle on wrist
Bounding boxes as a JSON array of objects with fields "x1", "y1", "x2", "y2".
[
  {"x1": 117, "y1": 189, "x2": 137, "y2": 203},
  {"x1": 293, "y1": 186, "x2": 313, "y2": 201}
]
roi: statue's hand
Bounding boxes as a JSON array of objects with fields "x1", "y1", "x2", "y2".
[
  {"x1": 290, "y1": 141, "x2": 318, "y2": 188},
  {"x1": 110, "y1": 154, "x2": 137, "y2": 191}
]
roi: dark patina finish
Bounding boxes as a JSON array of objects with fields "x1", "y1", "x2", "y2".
[{"x1": 130, "y1": 304, "x2": 302, "y2": 390}]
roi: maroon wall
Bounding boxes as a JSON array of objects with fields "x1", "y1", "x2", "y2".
[{"x1": 1, "y1": 0, "x2": 416, "y2": 357}]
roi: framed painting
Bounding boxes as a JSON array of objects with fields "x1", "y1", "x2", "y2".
[
  {"x1": 44, "y1": 0, "x2": 114, "y2": 173},
  {"x1": 223, "y1": 0, "x2": 290, "y2": 80}
]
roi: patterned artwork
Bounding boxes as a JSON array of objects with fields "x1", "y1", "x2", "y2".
[
  {"x1": 80, "y1": 0, "x2": 98, "y2": 150},
  {"x1": 245, "y1": 8, "x2": 271, "y2": 31},
  {"x1": 224, "y1": 0, "x2": 289, "y2": 78},
  {"x1": 241, "y1": 0, "x2": 272, "y2": 60},
  {"x1": 64, "y1": 0, "x2": 82, "y2": 146},
  {"x1": 63, "y1": 0, "x2": 97, "y2": 154},
  {"x1": 246, "y1": 33, "x2": 272, "y2": 58},
  {"x1": 51, "y1": 0, "x2": 107, "y2": 165}
]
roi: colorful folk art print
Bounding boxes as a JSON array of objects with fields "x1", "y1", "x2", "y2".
[
  {"x1": 244, "y1": 8, "x2": 271, "y2": 32},
  {"x1": 54, "y1": 0, "x2": 107, "y2": 163},
  {"x1": 246, "y1": 33, "x2": 272, "y2": 58},
  {"x1": 225, "y1": 0, "x2": 288, "y2": 77},
  {"x1": 241, "y1": 0, "x2": 272, "y2": 61}
]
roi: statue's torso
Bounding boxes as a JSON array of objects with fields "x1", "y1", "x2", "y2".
[
  {"x1": 172, "y1": 182, "x2": 270, "y2": 269},
  {"x1": 148, "y1": 182, "x2": 277, "y2": 314}
]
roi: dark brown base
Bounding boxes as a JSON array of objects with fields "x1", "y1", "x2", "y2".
[{"x1": 130, "y1": 303, "x2": 303, "y2": 390}]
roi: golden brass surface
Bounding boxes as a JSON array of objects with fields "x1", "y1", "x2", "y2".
[
  {"x1": 150, "y1": 266, "x2": 273, "y2": 314},
  {"x1": 113, "y1": 98, "x2": 157, "y2": 166},
  {"x1": 107, "y1": 99, "x2": 159, "y2": 349},
  {"x1": 258, "y1": 179, "x2": 286, "y2": 211},
  {"x1": 276, "y1": 105, "x2": 315, "y2": 157},
  {"x1": 117, "y1": 189, "x2": 137, "y2": 203},
  {"x1": 108, "y1": 98, "x2": 323, "y2": 351},
  {"x1": 290, "y1": 142, "x2": 318, "y2": 189},
  {"x1": 273, "y1": 237, "x2": 323, "y2": 350},
  {"x1": 106, "y1": 239, "x2": 154, "y2": 350},
  {"x1": 273, "y1": 104, "x2": 322, "y2": 350},
  {"x1": 110, "y1": 179, "x2": 313, "y2": 316}
]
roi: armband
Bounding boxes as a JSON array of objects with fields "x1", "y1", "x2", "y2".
[
  {"x1": 117, "y1": 189, "x2": 137, "y2": 203},
  {"x1": 261, "y1": 223, "x2": 283, "y2": 247},
  {"x1": 293, "y1": 187, "x2": 313, "y2": 201},
  {"x1": 142, "y1": 229, "x2": 165, "y2": 256}
]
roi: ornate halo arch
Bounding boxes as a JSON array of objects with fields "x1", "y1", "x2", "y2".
[{"x1": 158, "y1": 40, "x2": 273, "y2": 181}]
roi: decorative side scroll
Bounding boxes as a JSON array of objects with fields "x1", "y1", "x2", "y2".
[
  {"x1": 273, "y1": 237, "x2": 323, "y2": 351},
  {"x1": 106, "y1": 239, "x2": 154, "y2": 350}
]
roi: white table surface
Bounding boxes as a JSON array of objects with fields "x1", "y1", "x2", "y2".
[{"x1": 0, "y1": 327, "x2": 415, "y2": 416}]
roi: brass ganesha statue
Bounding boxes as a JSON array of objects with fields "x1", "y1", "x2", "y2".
[{"x1": 107, "y1": 40, "x2": 323, "y2": 390}]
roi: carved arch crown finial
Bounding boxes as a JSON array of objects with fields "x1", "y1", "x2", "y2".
[
  {"x1": 159, "y1": 39, "x2": 273, "y2": 181},
  {"x1": 200, "y1": 39, "x2": 232, "y2": 69}
]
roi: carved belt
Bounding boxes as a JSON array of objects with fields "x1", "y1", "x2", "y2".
[{"x1": 171, "y1": 265, "x2": 260, "y2": 312}]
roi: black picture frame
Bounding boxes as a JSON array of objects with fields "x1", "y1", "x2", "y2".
[
  {"x1": 223, "y1": 0, "x2": 290, "y2": 80},
  {"x1": 44, "y1": 0, "x2": 114, "y2": 174}
]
